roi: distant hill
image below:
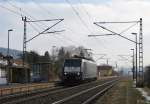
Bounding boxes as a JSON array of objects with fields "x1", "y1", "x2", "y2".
[{"x1": 0, "y1": 47, "x2": 22, "y2": 59}]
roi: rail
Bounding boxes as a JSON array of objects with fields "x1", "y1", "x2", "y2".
[
  {"x1": 52, "y1": 79, "x2": 119, "y2": 104},
  {"x1": 1, "y1": 77, "x2": 119, "y2": 104}
]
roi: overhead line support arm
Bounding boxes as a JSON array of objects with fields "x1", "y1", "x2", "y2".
[
  {"x1": 93, "y1": 23, "x2": 137, "y2": 44},
  {"x1": 25, "y1": 19, "x2": 64, "y2": 43},
  {"x1": 94, "y1": 21, "x2": 139, "y2": 24},
  {"x1": 26, "y1": 19, "x2": 64, "y2": 22}
]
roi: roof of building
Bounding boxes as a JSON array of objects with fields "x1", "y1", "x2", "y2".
[{"x1": 97, "y1": 65, "x2": 113, "y2": 70}]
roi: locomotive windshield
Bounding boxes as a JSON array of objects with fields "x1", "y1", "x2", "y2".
[{"x1": 64, "y1": 59, "x2": 81, "y2": 72}]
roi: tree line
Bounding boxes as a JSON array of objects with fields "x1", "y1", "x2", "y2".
[{"x1": 20, "y1": 47, "x2": 71, "y2": 77}]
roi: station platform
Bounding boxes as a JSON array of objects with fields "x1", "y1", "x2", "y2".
[{"x1": 0, "y1": 82, "x2": 54, "y2": 96}]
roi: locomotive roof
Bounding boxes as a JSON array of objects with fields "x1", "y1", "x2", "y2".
[{"x1": 65, "y1": 57, "x2": 95, "y2": 62}]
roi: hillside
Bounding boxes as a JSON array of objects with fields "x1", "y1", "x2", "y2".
[{"x1": 0, "y1": 47, "x2": 22, "y2": 59}]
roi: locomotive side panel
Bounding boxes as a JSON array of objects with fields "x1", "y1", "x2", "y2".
[{"x1": 82, "y1": 60, "x2": 97, "y2": 80}]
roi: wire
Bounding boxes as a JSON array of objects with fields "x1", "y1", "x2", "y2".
[
  {"x1": 77, "y1": 0, "x2": 112, "y2": 53},
  {"x1": 76, "y1": 0, "x2": 116, "y2": 56},
  {"x1": 31, "y1": 0, "x2": 87, "y2": 47},
  {"x1": 5, "y1": 0, "x2": 48, "y2": 30},
  {"x1": 31, "y1": 0, "x2": 55, "y2": 17},
  {"x1": 28, "y1": 22, "x2": 40, "y2": 33},
  {"x1": 59, "y1": 34, "x2": 80, "y2": 46},
  {"x1": 26, "y1": 19, "x2": 64, "y2": 43},
  {"x1": 65, "y1": 0, "x2": 93, "y2": 34},
  {"x1": 78, "y1": 0, "x2": 91, "y2": 19},
  {"x1": 95, "y1": 21, "x2": 139, "y2": 24},
  {"x1": 0, "y1": 4, "x2": 22, "y2": 16},
  {"x1": 6, "y1": 0, "x2": 66, "y2": 43},
  {"x1": 94, "y1": 23, "x2": 137, "y2": 43}
]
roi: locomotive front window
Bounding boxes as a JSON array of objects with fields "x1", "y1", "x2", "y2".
[
  {"x1": 65, "y1": 59, "x2": 81, "y2": 66},
  {"x1": 64, "y1": 67, "x2": 80, "y2": 72},
  {"x1": 64, "y1": 59, "x2": 81, "y2": 72}
]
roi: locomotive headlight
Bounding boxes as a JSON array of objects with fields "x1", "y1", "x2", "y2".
[
  {"x1": 77, "y1": 72, "x2": 80, "y2": 76},
  {"x1": 64, "y1": 72, "x2": 67, "y2": 75}
]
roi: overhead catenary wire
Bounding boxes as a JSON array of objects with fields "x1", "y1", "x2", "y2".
[
  {"x1": 89, "y1": 22, "x2": 138, "y2": 37},
  {"x1": 31, "y1": 0, "x2": 56, "y2": 17},
  {"x1": 8, "y1": 0, "x2": 64, "y2": 32},
  {"x1": 95, "y1": 21, "x2": 140, "y2": 24},
  {"x1": 78, "y1": 0, "x2": 92, "y2": 20},
  {"x1": 5, "y1": 0, "x2": 49, "y2": 30},
  {"x1": 26, "y1": 19, "x2": 64, "y2": 43},
  {"x1": 92, "y1": 19, "x2": 140, "y2": 67},
  {"x1": 28, "y1": 22, "x2": 40, "y2": 33},
  {"x1": 89, "y1": 22, "x2": 138, "y2": 44},
  {"x1": 76, "y1": 0, "x2": 115, "y2": 55},
  {"x1": 65, "y1": 0, "x2": 93, "y2": 34},
  {"x1": 31, "y1": 0, "x2": 105, "y2": 52},
  {"x1": 89, "y1": 22, "x2": 139, "y2": 58},
  {"x1": 0, "y1": 4, "x2": 22, "y2": 17},
  {"x1": 94, "y1": 23, "x2": 137, "y2": 44},
  {"x1": 2, "y1": 0, "x2": 72, "y2": 57},
  {"x1": 31, "y1": 0, "x2": 88, "y2": 47},
  {"x1": 5, "y1": 0, "x2": 66, "y2": 43},
  {"x1": 64, "y1": 0, "x2": 110, "y2": 55},
  {"x1": 0, "y1": 0, "x2": 132, "y2": 67},
  {"x1": 2, "y1": 1, "x2": 118, "y2": 53}
]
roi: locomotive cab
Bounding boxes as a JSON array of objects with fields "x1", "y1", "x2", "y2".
[{"x1": 63, "y1": 59, "x2": 82, "y2": 83}]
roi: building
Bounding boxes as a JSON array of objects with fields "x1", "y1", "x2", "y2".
[
  {"x1": 0, "y1": 56, "x2": 7, "y2": 85},
  {"x1": 9, "y1": 59, "x2": 31, "y2": 83},
  {"x1": 0, "y1": 53, "x2": 55, "y2": 84},
  {"x1": 8, "y1": 66, "x2": 30, "y2": 83},
  {"x1": 0, "y1": 64, "x2": 7, "y2": 85},
  {"x1": 0, "y1": 55, "x2": 31, "y2": 84},
  {"x1": 30, "y1": 62, "x2": 53, "y2": 82},
  {"x1": 97, "y1": 65, "x2": 113, "y2": 78}
]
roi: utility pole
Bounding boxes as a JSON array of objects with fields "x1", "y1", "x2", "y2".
[
  {"x1": 115, "y1": 61, "x2": 119, "y2": 76},
  {"x1": 52, "y1": 46, "x2": 56, "y2": 69},
  {"x1": 22, "y1": 16, "x2": 27, "y2": 67},
  {"x1": 115, "y1": 62, "x2": 118, "y2": 68},
  {"x1": 139, "y1": 18, "x2": 144, "y2": 86},
  {"x1": 22, "y1": 16, "x2": 28, "y2": 83},
  {"x1": 21, "y1": 16, "x2": 64, "y2": 83},
  {"x1": 22, "y1": 17, "x2": 64, "y2": 67},
  {"x1": 7, "y1": 29, "x2": 13, "y2": 57},
  {"x1": 94, "y1": 54, "x2": 107, "y2": 65},
  {"x1": 88, "y1": 19, "x2": 144, "y2": 87},
  {"x1": 52, "y1": 46, "x2": 56, "y2": 62},
  {"x1": 83, "y1": 48, "x2": 92, "y2": 58},
  {"x1": 7, "y1": 29, "x2": 13, "y2": 84},
  {"x1": 107, "y1": 58, "x2": 109, "y2": 65},
  {"x1": 132, "y1": 33, "x2": 138, "y2": 84},
  {"x1": 131, "y1": 49, "x2": 135, "y2": 80}
]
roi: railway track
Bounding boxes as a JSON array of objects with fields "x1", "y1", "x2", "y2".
[
  {"x1": 53, "y1": 79, "x2": 119, "y2": 104},
  {"x1": 1, "y1": 77, "x2": 119, "y2": 104},
  {"x1": 0, "y1": 86, "x2": 64, "y2": 104}
]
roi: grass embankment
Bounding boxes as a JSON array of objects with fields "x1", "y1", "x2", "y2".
[
  {"x1": 144, "y1": 87, "x2": 150, "y2": 96},
  {"x1": 95, "y1": 78, "x2": 147, "y2": 104}
]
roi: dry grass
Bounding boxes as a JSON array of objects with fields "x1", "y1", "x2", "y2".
[
  {"x1": 144, "y1": 87, "x2": 150, "y2": 96},
  {"x1": 94, "y1": 78, "x2": 146, "y2": 104}
]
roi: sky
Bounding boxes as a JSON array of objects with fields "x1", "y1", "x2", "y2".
[{"x1": 0, "y1": 0, "x2": 149, "y2": 68}]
